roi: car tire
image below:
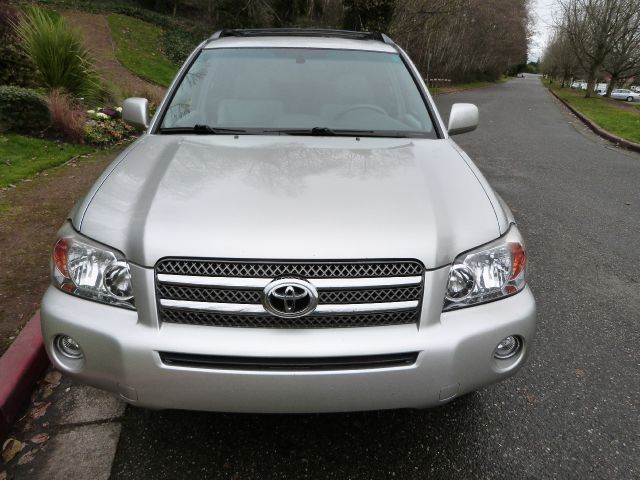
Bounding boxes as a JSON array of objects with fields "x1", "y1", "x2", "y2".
[{"x1": 627, "y1": 96, "x2": 633, "y2": 102}]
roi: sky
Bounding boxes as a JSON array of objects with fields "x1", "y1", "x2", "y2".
[{"x1": 529, "y1": 0, "x2": 561, "y2": 62}]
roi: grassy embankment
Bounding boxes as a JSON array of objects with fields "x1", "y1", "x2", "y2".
[
  {"x1": 547, "y1": 82, "x2": 640, "y2": 144},
  {"x1": 107, "y1": 13, "x2": 178, "y2": 87},
  {"x1": 0, "y1": 134, "x2": 94, "y2": 189}
]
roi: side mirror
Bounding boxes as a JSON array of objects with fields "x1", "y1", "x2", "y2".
[
  {"x1": 122, "y1": 97, "x2": 149, "y2": 130},
  {"x1": 447, "y1": 103, "x2": 479, "y2": 136}
]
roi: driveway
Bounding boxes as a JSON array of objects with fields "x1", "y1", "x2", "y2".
[{"x1": 8, "y1": 75, "x2": 640, "y2": 479}]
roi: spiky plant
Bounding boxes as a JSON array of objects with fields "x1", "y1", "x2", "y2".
[{"x1": 13, "y1": 6, "x2": 100, "y2": 101}]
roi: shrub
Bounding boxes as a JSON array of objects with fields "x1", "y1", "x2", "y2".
[
  {"x1": 163, "y1": 29, "x2": 200, "y2": 65},
  {"x1": 48, "y1": 89, "x2": 86, "y2": 143},
  {"x1": 0, "y1": 85, "x2": 50, "y2": 133},
  {"x1": 13, "y1": 6, "x2": 100, "y2": 101},
  {"x1": 0, "y1": 5, "x2": 38, "y2": 87}
]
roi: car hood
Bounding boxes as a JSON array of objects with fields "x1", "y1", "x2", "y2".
[{"x1": 77, "y1": 135, "x2": 501, "y2": 268}]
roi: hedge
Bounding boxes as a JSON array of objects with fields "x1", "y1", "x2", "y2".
[{"x1": 0, "y1": 85, "x2": 50, "y2": 133}]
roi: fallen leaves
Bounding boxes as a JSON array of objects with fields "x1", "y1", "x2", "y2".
[
  {"x1": 1, "y1": 433, "x2": 48, "y2": 467},
  {"x1": 35, "y1": 368, "x2": 64, "y2": 400},
  {"x1": 16, "y1": 450, "x2": 36, "y2": 466},
  {"x1": 41, "y1": 386, "x2": 55, "y2": 399},
  {"x1": 41, "y1": 371, "x2": 62, "y2": 399},
  {"x1": 30, "y1": 402, "x2": 51, "y2": 420},
  {"x1": 30, "y1": 433, "x2": 49, "y2": 445},
  {"x1": 44, "y1": 370, "x2": 62, "y2": 387},
  {"x1": 1, "y1": 438, "x2": 24, "y2": 463}
]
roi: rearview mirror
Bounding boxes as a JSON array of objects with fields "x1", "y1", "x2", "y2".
[
  {"x1": 122, "y1": 97, "x2": 149, "y2": 131},
  {"x1": 447, "y1": 103, "x2": 479, "y2": 136}
]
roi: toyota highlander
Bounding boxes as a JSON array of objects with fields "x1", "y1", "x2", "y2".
[{"x1": 41, "y1": 28, "x2": 536, "y2": 413}]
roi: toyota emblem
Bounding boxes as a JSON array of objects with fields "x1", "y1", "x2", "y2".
[{"x1": 263, "y1": 278, "x2": 318, "y2": 318}]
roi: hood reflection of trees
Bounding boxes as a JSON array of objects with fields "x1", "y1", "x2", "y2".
[{"x1": 161, "y1": 138, "x2": 417, "y2": 198}]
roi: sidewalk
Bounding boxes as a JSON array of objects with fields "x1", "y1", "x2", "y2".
[{"x1": 2, "y1": 369, "x2": 125, "y2": 479}]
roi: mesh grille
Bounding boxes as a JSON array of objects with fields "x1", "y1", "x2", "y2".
[
  {"x1": 156, "y1": 260, "x2": 423, "y2": 278},
  {"x1": 160, "y1": 308, "x2": 418, "y2": 329},
  {"x1": 318, "y1": 286, "x2": 422, "y2": 304},
  {"x1": 155, "y1": 259, "x2": 424, "y2": 328},
  {"x1": 157, "y1": 284, "x2": 261, "y2": 304},
  {"x1": 157, "y1": 284, "x2": 422, "y2": 305}
]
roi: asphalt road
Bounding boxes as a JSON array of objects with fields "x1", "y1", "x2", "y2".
[{"x1": 110, "y1": 75, "x2": 640, "y2": 479}]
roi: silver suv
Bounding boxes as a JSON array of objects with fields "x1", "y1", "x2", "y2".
[{"x1": 42, "y1": 29, "x2": 536, "y2": 413}]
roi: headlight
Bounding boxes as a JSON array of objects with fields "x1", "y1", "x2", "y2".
[
  {"x1": 443, "y1": 225, "x2": 527, "y2": 311},
  {"x1": 51, "y1": 223, "x2": 135, "y2": 309}
]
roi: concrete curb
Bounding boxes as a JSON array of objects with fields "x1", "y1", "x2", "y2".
[
  {"x1": 0, "y1": 312, "x2": 49, "y2": 441},
  {"x1": 547, "y1": 87, "x2": 640, "y2": 154}
]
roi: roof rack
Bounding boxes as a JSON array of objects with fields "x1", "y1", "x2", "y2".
[{"x1": 208, "y1": 28, "x2": 392, "y2": 44}]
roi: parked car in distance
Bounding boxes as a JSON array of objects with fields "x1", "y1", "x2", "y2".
[
  {"x1": 41, "y1": 28, "x2": 536, "y2": 413},
  {"x1": 571, "y1": 81, "x2": 587, "y2": 90},
  {"x1": 610, "y1": 89, "x2": 640, "y2": 102},
  {"x1": 594, "y1": 83, "x2": 608, "y2": 95}
]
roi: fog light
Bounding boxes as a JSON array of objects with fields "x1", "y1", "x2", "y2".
[
  {"x1": 494, "y1": 335, "x2": 521, "y2": 359},
  {"x1": 55, "y1": 335, "x2": 83, "y2": 359}
]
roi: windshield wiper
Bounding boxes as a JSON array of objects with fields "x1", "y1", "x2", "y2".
[
  {"x1": 261, "y1": 127, "x2": 335, "y2": 136},
  {"x1": 271, "y1": 127, "x2": 416, "y2": 138},
  {"x1": 160, "y1": 125, "x2": 425, "y2": 138},
  {"x1": 159, "y1": 125, "x2": 249, "y2": 134},
  {"x1": 273, "y1": 127, "x2": 374, "y2": 136},
  {"x1": 310, "y1": 127, "x2": 336, "y2": 136}
]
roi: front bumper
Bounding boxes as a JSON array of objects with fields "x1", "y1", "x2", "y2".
[{"x1": 41, "y1": 273, "x2": 536, "y2": 413}]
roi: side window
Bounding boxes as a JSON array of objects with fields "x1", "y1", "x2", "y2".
[{"x1": 163, "y1": 58, "x2": 209, "y2": 127}]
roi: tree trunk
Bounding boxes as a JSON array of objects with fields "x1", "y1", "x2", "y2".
[
  {"x1": 605, "y1": 76, "x2": 617, "y2": 97},
  {"x1": 585, "y1": 74, "x2": 595, "y2": 98}
]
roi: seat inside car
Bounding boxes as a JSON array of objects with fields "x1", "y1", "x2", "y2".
[{"x1": 216, "y1": 76, "x2": 284, "y2": 127}]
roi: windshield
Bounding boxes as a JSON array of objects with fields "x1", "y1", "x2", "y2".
[{"x1": 159, "y1": 48, "x2": 437, "y2": 137}]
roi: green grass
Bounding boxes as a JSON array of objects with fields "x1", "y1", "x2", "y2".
[
  {"x1": 548, "y1": 83, "x2": 640, "y2": 144},
  {"x1": 0, "y1": 134, "x2": 94, "y2": 188},
  {"x1": 107, "y1": 13, "x2": 178, "y2": 87}
]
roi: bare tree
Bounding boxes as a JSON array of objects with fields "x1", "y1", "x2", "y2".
[
  {"x1": 141, "y1": 0, "x2": 532, "y2": 84},
  {"x1": 602, "y1": 5, "x2": 640, "y2": 95},
  {"x1": 559, "y1": 0, "x2": 639, "y2": 97},
  {"x1": 542, "y1": 28, "x2": 581, "y2": 86},
  {"x1": 390, "y1": 0, "x2": 531, "y2": 82}
]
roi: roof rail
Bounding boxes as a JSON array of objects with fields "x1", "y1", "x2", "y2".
[{"x1": 208, "y1": 28, "x2": 392, "y2": 44}]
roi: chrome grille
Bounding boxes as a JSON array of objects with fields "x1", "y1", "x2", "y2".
[
  {"x1": 157, "y1": 284, "x2": 261, "y2": 304},
  {"x1": 155, "y1": 259, "x2": 424, "y2": 329},
  {"x1": 157, "y1": 284, "x2": 422, "y2": 305},
  {"x1": 156, "y1": 260, "x2": 423, "y2": 278},
  {"x1": 160, "y1": 309, "x2": 419, "y2": 329},
  {"x1": 318, "y1": 286, "x2": 422, "y2": 304}
]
